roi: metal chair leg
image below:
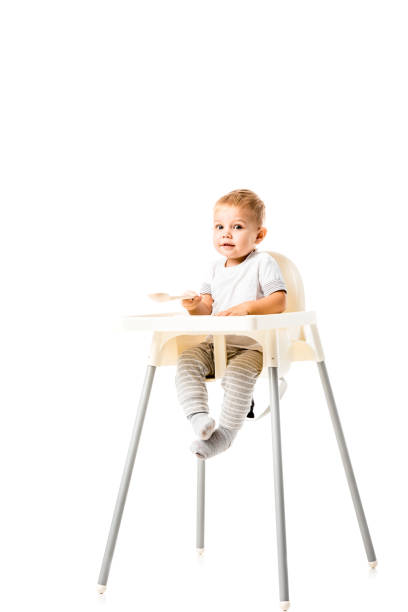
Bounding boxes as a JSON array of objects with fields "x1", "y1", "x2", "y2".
[
  {"x1": 254, "y1": 377, "x2": 288, "y2": 421},
  {"x1": 268, "y1": 366, "x2": 290, "y2": 611},
  {"x1": 97, "y1": 364, "x2": 157, "y2": 593},
  {"x1": 316, "y1": 360, "x2": 377, "y2": 567},
  {"x1": 196, "y1": 457, "x2": 205, "y2": 555}
]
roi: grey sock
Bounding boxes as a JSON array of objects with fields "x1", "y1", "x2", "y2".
[
  {"x1": 190, "y1": 426, "x2": 238, "y2": 459},
  {"x1": 188, "y1": 412, "x2": 216, "y2": 440}
]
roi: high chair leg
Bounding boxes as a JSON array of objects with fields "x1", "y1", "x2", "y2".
[
  {"x1": 196, "y1": 457, "x2": 205, "y2": 554},
  {"x1": 268, "y1": 366, "x2": 290, "y2": 611},
  {"x1": 316, "y1": 360, "x2": 377, "y2": 568},
  {"x1": 97, "y1": 364, "x2": 157, "y2": 594}
]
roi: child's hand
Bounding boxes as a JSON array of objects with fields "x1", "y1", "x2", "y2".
[
  {"x1": 181, "y1": 294, "x2": 202, "y2": 312},
  {"x1": 215, "y1": 302, "x2": 250, "y2": 316}
]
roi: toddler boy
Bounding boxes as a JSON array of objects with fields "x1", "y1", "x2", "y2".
[{"x1": 175, "y1": 189, "x2": 287, "y2": 459}]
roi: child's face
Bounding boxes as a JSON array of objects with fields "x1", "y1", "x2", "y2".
[{"x1": 213, "y1": 205, "x2": 267, "y2": 264}]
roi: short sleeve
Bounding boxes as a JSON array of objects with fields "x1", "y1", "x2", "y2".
[
  {"x1": 259, "y1": 254, "x2": 287, "y2": 296},
  {"x1": 199, "y1": 260, "x2": 215, "y2": 295}
]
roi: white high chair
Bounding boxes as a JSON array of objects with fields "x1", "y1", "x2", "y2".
[{"x1": 97, "y1": 251, "x2": 377, "y2": 610}]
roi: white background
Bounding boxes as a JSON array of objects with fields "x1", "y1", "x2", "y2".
[{"x1": 1, "y1": 1, "x2": 407, "y2": 611}]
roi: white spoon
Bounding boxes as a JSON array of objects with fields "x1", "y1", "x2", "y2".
[{"x1": 148, "y1": 290, "x2": 198, "y2": 302}]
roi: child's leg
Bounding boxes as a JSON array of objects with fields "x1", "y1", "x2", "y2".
[
  {"x1": 175, "y1": 342, "x2": 216, "y2": 440},
  {"x1": 191, "y1": 347, "x2": 263, "y2": 459}
]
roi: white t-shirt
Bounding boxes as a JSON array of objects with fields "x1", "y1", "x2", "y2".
[{"x1": 199, "y1": 249, "x2": 287, "y2": 352}]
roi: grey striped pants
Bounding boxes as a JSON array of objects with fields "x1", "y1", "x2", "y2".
[{"x1": 175, "y1": 341, "x2": 263, "y2": 431}]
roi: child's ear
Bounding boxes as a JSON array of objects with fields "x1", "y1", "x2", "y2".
[{"x1": 256, "y1": 226, "x2": 267, "y2": 242}]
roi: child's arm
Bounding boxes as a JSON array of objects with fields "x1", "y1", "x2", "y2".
[
  {"x1": 214, "y1": 291, "x2": 286, "y2": 316},
  {"x1": 245, "y1": 290, "x2": 286, "y2": 315}
]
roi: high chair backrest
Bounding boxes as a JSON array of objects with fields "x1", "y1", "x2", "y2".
[{"x1": 267, "y1": 251, "x2": 306, "y2": 341}]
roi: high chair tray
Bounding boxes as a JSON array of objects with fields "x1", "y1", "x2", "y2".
[{"x1": 122, "y1": 311, "x2": 316, "y2": 332}]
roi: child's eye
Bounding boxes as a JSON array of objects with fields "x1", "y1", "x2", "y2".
[{"x1": 234, "y1": 224, "x2": 243, "y2": 229}]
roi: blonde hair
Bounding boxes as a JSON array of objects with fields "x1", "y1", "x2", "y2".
[{"x1": 214, "y1": 189, "x2": 265, "y2": 228}]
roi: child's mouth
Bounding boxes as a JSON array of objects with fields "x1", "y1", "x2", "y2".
[{"x1": 222, "y1": 244, "x2": 234, "y2": 248}]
